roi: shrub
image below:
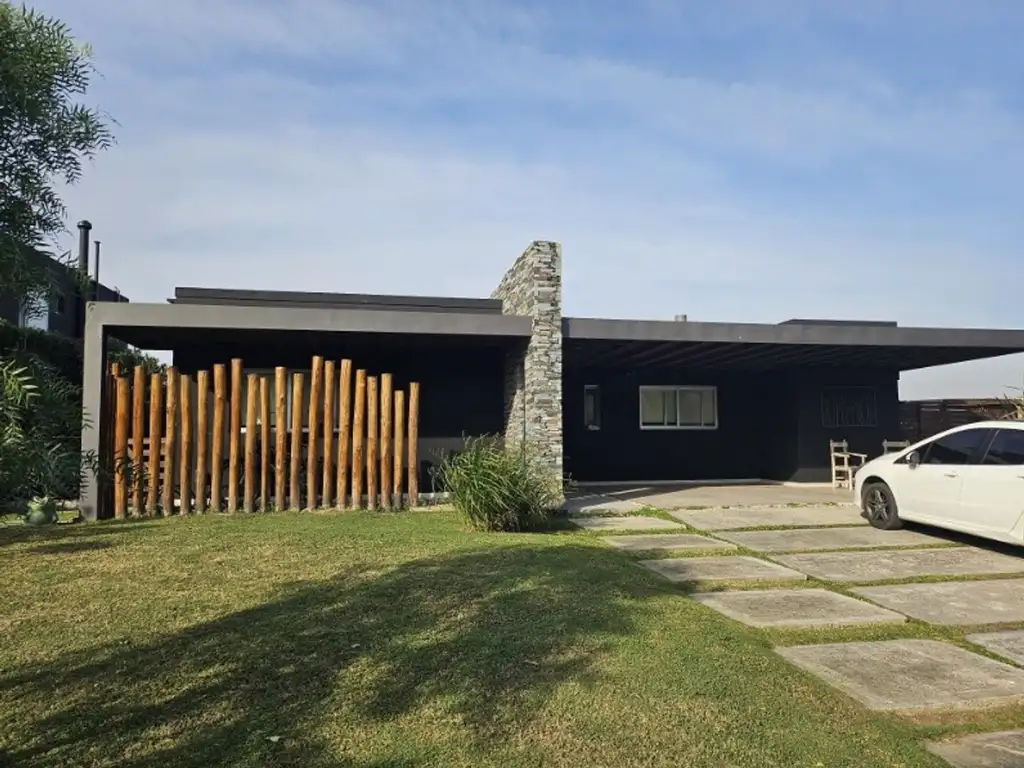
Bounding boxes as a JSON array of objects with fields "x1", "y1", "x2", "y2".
[
  {"x1": 436, "y1": 436, "x2": 562, "y2": 532},
  {"x1": 0, "y1": 354, "x2": 97, "y2": 505}
]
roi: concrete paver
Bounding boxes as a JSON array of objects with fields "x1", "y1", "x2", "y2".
[
  {"x1": 670, "y1": 505, "x2": 866, "y2": 531},
  {"x1": 853, "y1": 579, "x2": 1024, "y2": 626},
  {"x1": 926, "y1": 730, "x2": 1024, "y2": 768},
  {"x1": 639, "y1": 555, "x2": 807, "y2": 585},
  {"x1": 714, "y1": 526, "x2": 943, "y2": 553},
  {"x1": 563, "y1": 493, "x2": 640, "y2": 516},
  {"x1": 602, "y1": 533, "x2": 736, "y2": 553},
  {"x1": 776, "y1": 639, "x2": 1024, "y2": 711},
  {"x1": 967, "y1": 630, "x2": 1024, "y2": 665},
  {"x1": 772, "y1": 547, "x2": 1024, "y2": 583},
  {"x1": 573, "y1": 516, "x2": 684, "y2": 532},
  {"x1": 692, "y1": 588, "x2": 906, "y2": 629}
]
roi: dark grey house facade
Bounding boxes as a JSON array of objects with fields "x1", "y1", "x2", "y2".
[
  {"x1": 79, "y1": 240, "x2": 1024, "y2": 518},
  {"x1": 0, "y1": 246, "x2": 127, "y2": 338}
]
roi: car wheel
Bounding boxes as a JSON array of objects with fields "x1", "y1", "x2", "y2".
[{"x1": 862, "y1": 481, "x2": 902, "y2": 530}]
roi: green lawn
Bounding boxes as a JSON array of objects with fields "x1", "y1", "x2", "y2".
[{"x1": 0, "y1": 510, "x2": 962, "y2": 767}]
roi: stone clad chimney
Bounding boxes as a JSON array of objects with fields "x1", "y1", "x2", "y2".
[{"x1": 491, "y1": 241, "x2": 563, "y2": 489}]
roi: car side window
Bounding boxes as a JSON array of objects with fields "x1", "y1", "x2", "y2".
[
  {"x1": 981, "y1": 429, "x2": 1024, "y2": 466},
  {"x1": 922, "y1": 428, "x2": 991, "y2": 465}
]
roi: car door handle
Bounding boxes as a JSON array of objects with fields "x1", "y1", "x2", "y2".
[{"x1": 944, "y1": 472, "x2": 959, "y2": 478}]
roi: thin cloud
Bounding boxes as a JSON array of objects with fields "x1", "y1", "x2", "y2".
[{"x1": 28, "y1": 0, "x2": 1024, "y2": 399}]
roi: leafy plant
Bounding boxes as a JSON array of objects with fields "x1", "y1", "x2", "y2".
[
  {"x1": 1, "y1": 1, "x2": 115, "y2": 307},
  {"x1": 436, "y1": 436, "x2": 563, "y2": 532},
  {"x1": 0, "y1": 354, "x2": 97, "y2": 506}
]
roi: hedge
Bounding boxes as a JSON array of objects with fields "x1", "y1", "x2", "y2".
[{"x1": 0, "y1": 320, "x2": 162, "y2": 382}]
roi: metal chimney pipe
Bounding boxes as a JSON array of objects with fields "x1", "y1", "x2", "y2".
[
  {"x1": 76, "y1": 220, "x2": 92, "y2": 273},
  {"x1": 92, "y1": 240, "x2": 101, "y2": 301}
]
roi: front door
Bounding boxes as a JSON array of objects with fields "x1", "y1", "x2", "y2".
[
  {"x1": 954, "y1": 428, "x2": 1024, "y2": 535},
  {"x1": 895, "y1": 427, "x2": 992, "y2": 524}
]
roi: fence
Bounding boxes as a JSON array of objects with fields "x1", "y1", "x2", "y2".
[
  {"x1": 900, "y1": 398, "x2": 1018, "y2": 442},
  {"x1": 102, "y1": 356, "x2": 420, "y2": 519}
]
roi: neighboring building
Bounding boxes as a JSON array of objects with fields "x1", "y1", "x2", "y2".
[
  {"x1": 0, "y1": 248, "x2": 127, "y2": 338},
  {"x1": 79, "y1": 241, "x2": 1024, "y2": 518}
]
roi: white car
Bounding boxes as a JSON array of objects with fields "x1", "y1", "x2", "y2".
[{"x1": 854, "y1": 420, "x2": 1024, "y2": 546}]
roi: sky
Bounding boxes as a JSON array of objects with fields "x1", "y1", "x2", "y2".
[{"x1": 32, "y1": 0, "x2": 1024, "y2": 399}]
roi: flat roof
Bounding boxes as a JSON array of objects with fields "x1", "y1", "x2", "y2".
[
  {"x1": 89, "y1": 299, "x2": 530, "y2": 349},
  {"x1": 171, "y1": 287, "x2": 502, "y2": 314},
  {"x1": 563, "y1": 317, "x2": 1024, "y2": 371}
]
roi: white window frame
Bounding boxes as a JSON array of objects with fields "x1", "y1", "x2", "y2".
[{"x1": 638, "y1": 385, "x2": 718, "y2": 431}]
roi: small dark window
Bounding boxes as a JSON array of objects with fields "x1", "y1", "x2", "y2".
[
  {"x1": 53, "y1": 293, "x2": 66, "y2": 314},
  {"x1": 584, "y1": 385, "x2": 600, "y2": 430},
  {"x1": 982, "y1": 429, "x2": 1024, "y2": 466},
  {"x1": 821, "y1": 386, "x2": 878, "y2": 428},
  {"x1": 922, "y1": 428, "x2": 990, "y2": 465}
]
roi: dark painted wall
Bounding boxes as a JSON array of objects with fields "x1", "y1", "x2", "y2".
[
  {"x1": 563, "y1": 366, "x2": 900, "y2": 483},
  {"x1": 173, "y1": 338, "x2": 506, "y2": 462},
  {"x1": 0, "y1": 253, "x2": 125, "y2": 338}
]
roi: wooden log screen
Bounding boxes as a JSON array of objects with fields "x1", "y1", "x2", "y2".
[{"x1": 106, "y1": 356, "x2": 421, "y2": 518}]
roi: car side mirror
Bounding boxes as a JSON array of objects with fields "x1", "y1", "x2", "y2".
[{"x1": 907, "y1": 450, "x2": 921, "y2": 468}]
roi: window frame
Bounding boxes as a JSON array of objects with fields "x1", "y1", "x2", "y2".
[
  {"x1": 638, "y1": 385, "x2": 718, "y2": 431},
  {"x1": 583, "y1": 384, "x2": 601, "y2": 431}
]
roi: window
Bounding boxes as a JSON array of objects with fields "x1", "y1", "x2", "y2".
[
  {"x1": 18, "y1": 295, "x2": 48, "y2": 332},
  {"x1": 639, "y1": 386, "x2": 717, "y2": 430},
  {"x1": 981, "y1": 429, "x2": 1024, "y2": 466},
  {"x1": 53, "y1": 293, "x2": 66, "y2": 315},
  {"x1": 821, "y1": 387, "x2": 878, "y2": 428},
  {"x1": 922, "y1": 428, "x2": 991, "y2": 465},
  {"x1": 583, "y1": 385, "x2": 601, "y2": 430}
]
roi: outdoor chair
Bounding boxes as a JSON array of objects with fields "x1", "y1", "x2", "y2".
[
  {"x1": 829, "y1": 439, "x2": 867, "y2": 489},
  {"x1": 882, "y1": 439, "x2": 911, "y2": 455}
]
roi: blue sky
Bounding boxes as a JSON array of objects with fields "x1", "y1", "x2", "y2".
[{"x1": 35, "y1": 0, "x2": 1024, "y2": 398}]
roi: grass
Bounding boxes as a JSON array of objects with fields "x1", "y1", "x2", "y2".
[{"x1": 0, "y1": 510, "x2": 975, "y2": 767}]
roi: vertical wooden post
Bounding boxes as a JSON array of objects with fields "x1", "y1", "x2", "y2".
[
  {"x1": 408, "y1": 381, "x2": 420, "y2": 506},
  {"x1": 131, "y1": 366, "x2": 146, "y2": 516},
  {"x1": 211, "y1": 364, "x2": 226, "y2": 513},
  {"x1": 162, "y1": 368, "x2": 179, "y2": 515},
  {"x1": 274, "y1": 367, "x2": 287, "y2": 511},
  {"x1": 101, "y1": 363, "x2": 120, "y2": 519},
  {"x1": 394, "y1": 389, "x2": 405, "y2": 506},
  {"x1": 146, "y1": 372, "x2": 162, "y2": 516},
  {"x1": 366, "y1": 376, "x2": 378, "y2": 508},
  {"x1": 289, "y1": 372, "x2": 304, "y2": 510},
  {"x1": 179, "y1": 374, "x2": 193, "y2": 514},
  {"x1": 321, "y1": 360, "x2": 336, "y2": 507},
  {"x1": 244, "y1": 374, "x2": 258, "y2": 513},
  {"x1": 306, "y1": 356, "x2": 324, "y2": 509},
  {"x1": 195, "y1": 371, "x2": 209, "y2": 513},
  {"x1": 336, "y1": 360, "x2": 353, "y2": 507},
  {"x1": 260, "y1": 376, "x2": 270, "y2": 513},
  {"x1": 228, "y1": 358, "x2": 243, "y2": 513},
  {"x1": 380, "y1": 374, "x2": 393, "y2": 509},
  {"x1": 113, "y1": 374, "x2": 130, "y2": 520},
  {"x1": 351, "y1": 369, "x2": 366, "y2": 509}
]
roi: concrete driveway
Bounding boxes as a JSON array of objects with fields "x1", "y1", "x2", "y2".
[{"x1": 572, "y1": 482, "x2": 854, "y2": 511}]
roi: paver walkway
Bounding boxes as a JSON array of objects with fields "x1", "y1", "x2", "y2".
[
  {"x1": 927, "y1": 730, "x2": 1024, "y2": 768},
  {"x1": 599, "y1": 495, "x2": 1024, "y2": 762}
]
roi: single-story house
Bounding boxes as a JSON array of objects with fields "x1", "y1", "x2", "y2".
[{"x1": 79, "y1": 241, "x2": 1024, "y2": 519}]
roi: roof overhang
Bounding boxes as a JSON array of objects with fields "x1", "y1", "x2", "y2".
[
  {"x1": 564, "y1": 317, "x2": 1024, "y2": 371},
  {"x1": 88, "y1": 300, "x2": 531, "y2": 349}
]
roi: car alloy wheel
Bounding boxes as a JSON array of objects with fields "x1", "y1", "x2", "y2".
[{"x1": 865, "y1": 486, "x2": 891, "y2": 524}]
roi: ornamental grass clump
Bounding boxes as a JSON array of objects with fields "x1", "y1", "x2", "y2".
[{"x1": 436, "y1": 436, "x2": 562, "y2": 532}]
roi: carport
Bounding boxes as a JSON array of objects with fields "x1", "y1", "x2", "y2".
[
  {"x1": 561, "y1": 317, "x2": 1024, "y2": 484},
  {"x1": 79, "y1": 297, "x2": 531, "y2": 519}
]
